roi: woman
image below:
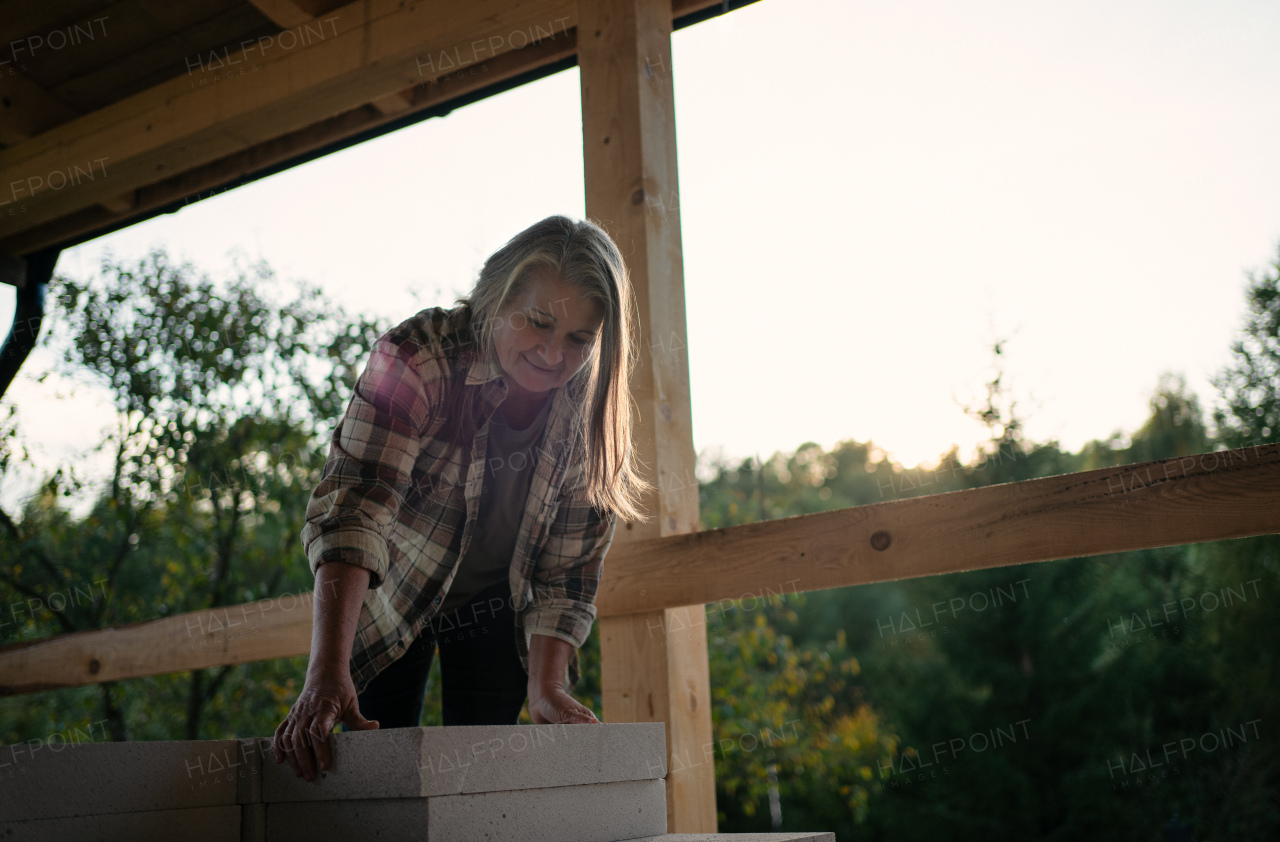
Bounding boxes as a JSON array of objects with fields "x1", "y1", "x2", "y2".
[{"x1": 274, "y1": 215, "x2": 648, "y2": 782}]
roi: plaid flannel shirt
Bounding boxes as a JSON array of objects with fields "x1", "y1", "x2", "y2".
[{"x1": 300, "y1": 306, "x2": 616, "y2": 692}]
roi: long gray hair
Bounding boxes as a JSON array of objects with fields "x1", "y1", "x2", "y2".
[{"x1": 441, "y1": 215, "x2": 649, "y2": 522}]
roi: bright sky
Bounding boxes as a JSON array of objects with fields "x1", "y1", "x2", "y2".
[{"x1": 3, "y1": 0, "x2": 1279, "y2": 504}]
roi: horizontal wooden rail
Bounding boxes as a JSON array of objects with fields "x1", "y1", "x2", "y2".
[
  {"x1": 595, "y1": 442, "x2": 1280, "y2": 615},
  {"x1": 2, "y1": 444, "x2": 1277, "y2": 696},
  {"x1": 0, "y1": 594, "x2": 315, "y2": 696}
]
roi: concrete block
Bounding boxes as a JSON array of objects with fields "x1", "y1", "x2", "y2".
[
  {"x1": 235, "y1": 737, "x2": 271, "y2": 805},
  {"x1": 0, "y1": 804, "x2": 241, "y2": 842},
  {"x1": 0, "y1": 738, "x2": 261, "y2": 822},
  {"x1": 242, "y1": 801, "x2": 267, "y2": 842},
  {"x1": 264, "y1": 778, "x2": 664, "y2": 842},
  {"x1": 265, "y1": 798, "x2": 431, "y2": 841},
  {"x1": 428, "y1": 778, "x2": 665, "y2": 842},
  {"x1": 614, "y1": 829, "x2": 834, "y2": 834},
  {"x1": 262, "y1": 723, "x2": 666, "y2": 803}
]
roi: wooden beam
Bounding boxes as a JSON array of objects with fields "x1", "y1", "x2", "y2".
[
  {"x1": 97, "y1": 191, "x2": 136, "y2": 214},
  {"x1": 370, "y1": 88, "x2": 416, "y2": 116},
  {"x1": 0, "y1": 72, "x2": 79, "y2": 146},
  {"x1": 245, "y1": 0, "x2": 320, "y2": 29},
  {"x1": 2, "y1": 445, "x2": 1276, "y2": 696},
  {"x1": 580, "y1": 0, "x2": 715, "y2": 832},
  {"x1": 0, "y1": 594, "x2": 313, "y2": 697},
  {"x1": 595, "y1": 443, "x2": 1280, "y2": 617}
]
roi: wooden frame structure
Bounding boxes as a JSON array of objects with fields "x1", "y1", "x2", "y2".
[{"x1": 2, "y1": 0, "x2": 1280, "y2": 834}]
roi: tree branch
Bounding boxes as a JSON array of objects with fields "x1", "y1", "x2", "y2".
[
  {"x1": 203, "y1": 664, "x2": 235, "y2": 702},
  {"x1": 0, "y1": 569, "x2": 79, "y2": 633},
  {"x1": 0, "y1": 504, "x2": 68, "y2": 588},
  {"x1": 94, "y1": 508, "x2": 145, "y2": 627}
]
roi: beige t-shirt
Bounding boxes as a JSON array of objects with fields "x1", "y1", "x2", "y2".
[{"x1": 436, "y1": 398, "x2": 552, "y2": 617}]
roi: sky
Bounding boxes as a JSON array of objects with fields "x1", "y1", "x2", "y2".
[{"x1": 3, "y1": 0, "x2": 1280, "y2": 504}]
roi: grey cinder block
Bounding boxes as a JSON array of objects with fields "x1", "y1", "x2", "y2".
[
  {"x1": 262, "y1": 723, "x2": 666, "y2": 803},
  {"x1": 0, "y1": 804, "x2": 241, "y2": 842},
  {"x1": 264, "y1": 778, "x2": 664, "y2": 842},
  {"x1": 619, "y1": 829, "x2": 839, "y2": 834},
  {"x1": 235, "y1": 737, "x2": 271, "y2": 805},
  {"x1": 265, "y1": 798, "x2": 431, "y2": 841},
  {"x1": 242, "y1": 801, "x2": 267, "y2": 842},
  {"x1": 0, "y1": 739, "x2": 255, "y2": 822},
  {"x1": 428, "y1": 778, "x2": 665, "y2": 842}
]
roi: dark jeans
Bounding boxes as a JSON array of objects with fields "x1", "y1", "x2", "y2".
[{"x1": 354, "y1": 579, "x2": 529, "y2": 727}]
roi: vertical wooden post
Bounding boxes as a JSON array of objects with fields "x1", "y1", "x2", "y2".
[{"x1": 578, "y1": 0, "x2": 716, "y2": 832}]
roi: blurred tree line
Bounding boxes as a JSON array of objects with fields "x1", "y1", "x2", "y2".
[
  {"x1": 1, "y1": 246, "x2": 1277, "y2": 840},
  {"x1": 698, "y1": 250, "x2": 1280, "y2": 840}
]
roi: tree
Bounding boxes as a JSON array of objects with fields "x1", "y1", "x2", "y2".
[
  {"x1": 0, "y1": 249, "x2": 384, "y2": 742},
  {"x1": 703, "y1": 585, "x2": 892, "y2": 835},
  {"x1": 1213, "y1": 244, "x2": 1280, "y2": 449}
]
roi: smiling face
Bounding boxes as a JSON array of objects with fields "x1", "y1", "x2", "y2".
[{"x1": 491, "y1": 269, "x2": 606, "y2": 399}]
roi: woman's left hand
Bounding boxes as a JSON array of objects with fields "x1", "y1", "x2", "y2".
[{"x1": 528, "y1": 685, "x2": 601, "y2": 724}]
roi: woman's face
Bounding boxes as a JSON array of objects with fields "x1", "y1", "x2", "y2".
[{"x1": 492, "y1": 270, "x2": 605, "y2": 398}]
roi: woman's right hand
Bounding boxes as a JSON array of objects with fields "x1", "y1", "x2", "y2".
[
  {"x1": 273, "y1": 664, "x2": 379, "y2": 782},
  {"x1": 277, "y1": 560, "x2": 377, "y2": 780}
]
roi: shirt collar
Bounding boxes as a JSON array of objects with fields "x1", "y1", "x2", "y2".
[
  {"x1": 465, "y1": 354, "x2": 505, "y2": 386},
  {"x1": 462, "y1": 354, "x2": 581, "y2": 453}
]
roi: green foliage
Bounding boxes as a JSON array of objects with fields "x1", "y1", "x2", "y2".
[
  {"x1": 701, "y1": 311, "x2": 1279, "y2": 838},
  {"x1": 707, "y1": 595, "x2": 888, "y2": 831},
  {"x1": 0, "y1": 249, "x2": 384, "y2": 743},
  {"x1": 1213, "y1": 248, "x2": 1280, "y2": 448}
]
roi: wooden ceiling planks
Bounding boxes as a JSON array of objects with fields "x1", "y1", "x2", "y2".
[
  {"x1": 243, "y1": 0, "x2": 347, "y2": 29},
  {"x1": 0, "y1": 0, "x2": 575, "y2": 251},
  {"x1": 1, "y1": 29, "x2": 580, "y2": 256},
  {"x1": 1, "y1": 0, "x2": 274, "y2": 148},
  {"x1": 43, "y1": 1, "x2": 275, "y2": 113},
  {"x1": 0, "y1": 0, "x2": 734, "y2": 259},
  {"x1": 0, "y1": 72, "x2": 80, "y2": 145},
  {"x1": 18, "y1": 0, "x2": 185, "y2": 91},
  {"x1": 0, "y1": 0, "x2": 118, "y2": 53}
]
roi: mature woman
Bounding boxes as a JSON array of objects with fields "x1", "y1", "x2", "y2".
[{"x1": 274, "y1": 215, "x2": 647, "y2": 781}]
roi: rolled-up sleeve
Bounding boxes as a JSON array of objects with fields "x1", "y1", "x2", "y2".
[
  {"x1": 523, "y1": 461, "x2": 618, "y2": 650},
  {"x1": 300, "y1": 334, "x2": 435, "y2": 589}
]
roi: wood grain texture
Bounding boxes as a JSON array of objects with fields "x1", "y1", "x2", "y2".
[
  {"x1": 0, "y1": 73, "x2": 80, "y2": 145},
  {"x1": 0, "y1": 593, "x2": 313, "y2": 696},
  {"x1": 8, "y1": 2, "x2": 272, "y2": 120},
  {"x1": 580, "y1": 0, "x2": 715, "y2": 831},
  {"x1": 96, "y1": 189, "x2": 134, "y2": 212},
  {"x1": 245, "y1": 0, "x2": 319, "y2": 28},
  {"x1": 595, "y1": 443, "x2": 1280, "y2": 617},
  {"x1": 369, "y1": 88, "x2": 415, "y2": 116}
]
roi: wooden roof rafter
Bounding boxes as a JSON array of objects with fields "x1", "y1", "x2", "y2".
[
  {"x1": 0, "y1": 0, "x2": 750, "y2": 261},
  {"x1": 243, "y1": 0, "x2": 333, "y2": 29}
]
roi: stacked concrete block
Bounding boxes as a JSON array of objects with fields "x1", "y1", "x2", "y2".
[
  {"x1": 261, "y1": 722, "x2": 666, "y2": 800},
  {"x1": 0, "y1": 736, "x2": 262, "y2": 841},
  {"x1": 0, "y1": 723, "x2": 834, "y2": 842},
  {"x1": 260, "y1": 722, "x2": 668, "y2": 841},
  {"x1": 622, "y1": 829, "x2": 839, "y2": 834}
]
